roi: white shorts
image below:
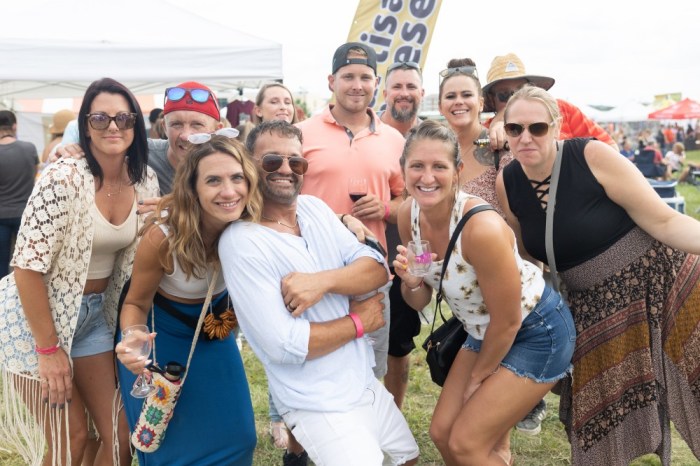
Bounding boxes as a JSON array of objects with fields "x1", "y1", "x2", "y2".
[{"x1": 283, "y1": 378, "x2": 419, "y2": 466}]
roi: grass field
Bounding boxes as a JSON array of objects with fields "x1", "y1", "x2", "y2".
[{"x1": 2, "y1": 151, "x2": 700, "y2": 465}]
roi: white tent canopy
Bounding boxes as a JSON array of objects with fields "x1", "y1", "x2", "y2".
[
  {"x1": 595, "y1": 101, "x2": 651, "y2": 123},
  {"x1": 0, "y1": 0, "x2": 283, "y2": 100}
]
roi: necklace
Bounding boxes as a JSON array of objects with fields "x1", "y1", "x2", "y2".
[
  {"x1": 103, "y1": 178, "x2": 123, "y2": 197},
  {"x1": 262, "y1": 215, "x2": 298, "y2": 230},
  {"x1": 202, "y1": 272, "x2": 237, "y2": 340}
]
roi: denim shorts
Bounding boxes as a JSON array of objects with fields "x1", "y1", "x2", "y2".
[
  {"x1": 70, "y1": 292, "x2": 114, "y2": 358},
  {"x1": 462, "y1": 286, "x2": 576, "y2": 383}
]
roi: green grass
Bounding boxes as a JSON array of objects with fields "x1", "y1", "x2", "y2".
[
  {"x1": 244, "y1": 319, "x2": 698, "y2": 466},
  {"x1": 676, "y1": 149, "x2": 700, "y2": 220},
  {"x1": 3, "y1": 153, "x2": 700, "y2": 465},
  {"x1": 1, "y1": 325, "x2": 699, "y2": 466}
]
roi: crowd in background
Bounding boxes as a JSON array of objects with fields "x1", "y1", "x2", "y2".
[{"x1": 0, "y1": 45, "x2": 699, "y2": 466}]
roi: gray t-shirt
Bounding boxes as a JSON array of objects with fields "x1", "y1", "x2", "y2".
[
  {"x1": 147, "y1": 139, "x2": 173, "y2": 195},
  {"x1": 0, "y1": 140, "x2": 38, "y2": 218}
]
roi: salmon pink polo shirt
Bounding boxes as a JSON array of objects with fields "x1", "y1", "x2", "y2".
[{"x1": 297, "y1": 106, "x2": 405, "y2": 251}]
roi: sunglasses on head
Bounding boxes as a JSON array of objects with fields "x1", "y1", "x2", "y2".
[
  {"x1": 503, "y1": 121, "x2": 555, "y2": 138},
  {"x1": 187, "y1": 127, "x2": 240, "y2": 145},
  {"x1": 261, "y1": 154, "x2": 308, "y2": 176},
  {"x1": 164, "y1": 87, "x2": 217, "y2": 107},
  {"x1": 86, "y1": 112, "x2": 137, "y2": 130},
  {"x1": 439, "y1": 65, "x2": 479, "y2": 80},
  {"x1": 387, "y1": 61, "x2": 421, "y2": 73}
]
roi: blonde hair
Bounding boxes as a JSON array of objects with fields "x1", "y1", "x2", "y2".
[
  {"x1": 504, "y1": 84, "x2": 560, "y2": 124},
  {"x1": 147, "y1": 136, "x2": 262, "y2": 279}
]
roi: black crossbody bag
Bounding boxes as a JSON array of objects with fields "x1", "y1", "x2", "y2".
[{"x1": 422, "y1": 204, "x2": 494, "y2": 387}]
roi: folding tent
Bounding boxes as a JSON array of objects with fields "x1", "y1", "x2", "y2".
[
  {"x1": 648, "y1": 98, "x2": 700, "y2": 120},
  {"x1": 0, "y1": 0, "x2": 283, "y2": 100}
]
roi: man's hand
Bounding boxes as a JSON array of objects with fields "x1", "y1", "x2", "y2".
[
  {"x1": 49, "y1": 143, "x2": 84, "y2": 163},
  {"x1": 349, "y1": 292, "x2": 385, "y2": 334},
  {"x1": 351, "y1": 194, "x2": 385, "y2": 221},
  {"x1": 487, "y1": 120, "x2": 508, "y2": 151},
  {"x1": 282, "y1": 272, "x2": 326, "y2": 316},
  {"x1": 340, "y1": 214, "x2": 372, "y2": 243}
]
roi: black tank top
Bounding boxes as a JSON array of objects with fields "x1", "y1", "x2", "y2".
[{"x1": 503, "y1": 138, "x2": 636, "y2": 271}]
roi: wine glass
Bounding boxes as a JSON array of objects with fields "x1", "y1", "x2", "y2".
[
  {"x1": 121, "y1": 324, "x2": 155, "y2": 398},
  {"x1": 407, "y1": 240, "x2": 433, "y2": 276},
  {"x1": 348, "y1": 177, "x2": 368, "y2": 203}
]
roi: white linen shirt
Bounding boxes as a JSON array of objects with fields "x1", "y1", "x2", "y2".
[{"x1": 220, "y1": 195, "x2": 387, "y2": 415}]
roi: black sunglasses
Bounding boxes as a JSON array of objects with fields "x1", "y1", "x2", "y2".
[
  {"x1": 261, "y1": 154, "x2": 308, "y2": 176},
  {"x1": 86, "y1": 112, "x2": 137, "y2": 130},
  {"x1": 494, "y1": 90, "x2": 516, "y2": 103},
  {"x1": 164, "y1": 87, "x2": 217, "y2": 108},
  {"x1": 439, "y1": 65, "x2": 479, "y2": 80},
  {"x1": 387, "y1": 61, "x2": 421, "y2": 73},
  {"x1": 503, "y1": 122, "x2": 555, "y2": 138}
]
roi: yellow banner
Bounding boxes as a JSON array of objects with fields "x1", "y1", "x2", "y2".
[
  {"x1": 346, "y1": 0, "x2": 442, "y2": 110},
  {"x1": 653, "y1": 92, "x2": 682, "y2": 110}
]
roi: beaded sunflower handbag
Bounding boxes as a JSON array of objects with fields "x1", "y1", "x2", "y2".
[{"x1": 130, "y1": 269, "x2": 218, "y2": 453}]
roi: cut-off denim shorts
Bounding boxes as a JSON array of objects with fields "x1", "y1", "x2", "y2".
[
  {"x1": 70, "y1": 292, "x2": 113, "y2": 358},
  {"x1": 462, "y1": 285, "x2": 576, "y2": 383}
]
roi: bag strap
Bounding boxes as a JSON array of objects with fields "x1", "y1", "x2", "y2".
[
  {"x1": 429, "y1": 203, "x2": 495, "y2": 333},
  {"x1": 545, "y1": 141, "x2": 565, "y2": 292},
  {"x1": 151, "y1": 267, "x2": 219, "y2": 385}
]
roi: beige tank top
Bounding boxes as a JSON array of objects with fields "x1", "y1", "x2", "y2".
[{"x1": 87, "y1": 200, "x2": 138, "y2": 279}]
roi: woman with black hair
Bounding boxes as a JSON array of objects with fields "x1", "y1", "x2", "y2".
[{"x1": 0, "y1": 77, "x2": 159, "y2": 465}]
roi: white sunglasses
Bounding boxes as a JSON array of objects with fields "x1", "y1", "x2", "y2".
[{"x1": 187, "y1": 127, "x2": 240, "y2": 144}]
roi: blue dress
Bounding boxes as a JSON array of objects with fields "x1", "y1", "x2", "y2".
[{"x1": 117, "y1": 293, "x2": 256, "y2": 465}]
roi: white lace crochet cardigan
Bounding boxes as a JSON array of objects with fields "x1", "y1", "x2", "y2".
[
  {"x1": 0, "y1": 158, "x2": 158, "y2": 465},
  {"x1": 0, "y1": 158, "x2": 159, "y2": 376}
]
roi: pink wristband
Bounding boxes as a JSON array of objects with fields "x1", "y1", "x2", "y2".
[
  {"x1": 348, "y1": 312, "x2": 364, "y2": 339},
  {"x1": 35, "y1": 342, "x2": 60, "y2": 355},
  {"x1": 383, "y1": 202, "x2": 390, "y2": 221}
]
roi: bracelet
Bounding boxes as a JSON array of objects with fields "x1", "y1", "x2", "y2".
[
  {"x1": 340, "y1": 214, "x2": 348, "y2": 225},
  {"x1": 407, "y1": 278, "x2": 424, "y2": 292},
  {"x1": 348, "y1": 312, "x2": 364, "y2": 339},
  {"x1": 383, "y1": 202, "x2": 390, "y2": 221},
  {"x1": 35, "y1": 342, "x2": 60, "y2": 355}
]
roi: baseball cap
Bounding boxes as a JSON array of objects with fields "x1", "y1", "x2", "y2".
[
  {"x1": 163, "y1": 81, "x2": 220, "y2": 121},
  {"x1": 332, "y1": 42, "x2": 377, "y2": 75}
]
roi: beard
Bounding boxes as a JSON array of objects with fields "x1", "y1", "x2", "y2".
[
  {"x1": 260, "y1": 173, "x2": 302, "y2": 205},
  {"x1": 390, "y1": 99, "x2": 418, "y2": 123}
]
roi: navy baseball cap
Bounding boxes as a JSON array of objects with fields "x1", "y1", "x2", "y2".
[{"x1": 332, "y1": 42, "x2": 377, "y2": 75}]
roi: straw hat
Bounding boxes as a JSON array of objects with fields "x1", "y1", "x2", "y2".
[
  {"x1": 49, "y1": 109, "x2": 75, "y2": 135},
  {"x1": 482, "y1": 54, "x2": 555, "y2": 112}
]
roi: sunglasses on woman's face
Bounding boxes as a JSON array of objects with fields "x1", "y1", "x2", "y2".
[
  {"x1": 503, "y1": 121, "x2": 555, "y2": 138},
  {"x1": 86, "y1": 112, "x2": 137, "y2": 130},
  {"x1": 261, "y1": 154, "x2": 308, "y2": 176}
]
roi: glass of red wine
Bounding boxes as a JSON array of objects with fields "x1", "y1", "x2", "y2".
[{"x1": 348, "y1": 177, "x2": 368, "y2": 203}]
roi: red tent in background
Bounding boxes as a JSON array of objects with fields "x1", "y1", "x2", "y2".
[{"x1": 648, "y1": 98, "x2": 700, "y2": 119}]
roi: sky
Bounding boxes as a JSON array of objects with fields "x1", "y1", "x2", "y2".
[{"x1": 168, "y1": 0, "x2": 700, "y2": 110}]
